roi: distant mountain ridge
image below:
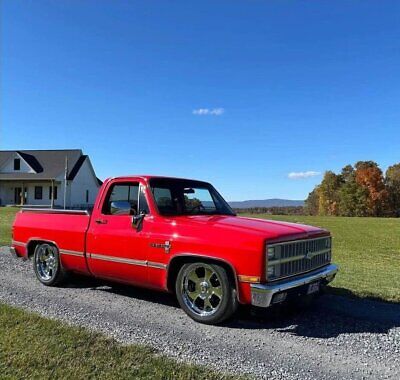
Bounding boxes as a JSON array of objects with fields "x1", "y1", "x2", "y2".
[{"x1": 229, "y1": 198, "x2": 305, "y2": 209}]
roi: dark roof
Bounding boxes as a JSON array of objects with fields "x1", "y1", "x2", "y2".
[
  {"x1": 67, "y1": 155, "x2": 87, "y2": 180},
  {"x1": 17, "y1": 151, "x2": 44, "y2": 173},
  {"x1": 0, "y1": 149, "x2": 83, "y2": 180}
]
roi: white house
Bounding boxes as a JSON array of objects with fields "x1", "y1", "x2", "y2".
[{"x1": 0, "y1": 149, "x2": 102, "y2": 208}]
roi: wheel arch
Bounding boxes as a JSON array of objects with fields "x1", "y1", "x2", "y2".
[
  {"x1": 26, "y1": 238, "x2": 60, "y2": 258},
  {"x1": 166, "y1": 254, "x2": 241, "y2": 301}
]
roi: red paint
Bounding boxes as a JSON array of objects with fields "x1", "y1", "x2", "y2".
[{"x1": 11, "y1": 176, "x2": 329, "y2": 304}]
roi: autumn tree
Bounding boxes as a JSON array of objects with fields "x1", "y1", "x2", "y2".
[
  {"x1": 338, "y1": 165, "x2": 368, "y2": 216},
  {"x1": 385, "y1": 163, "x2": 400, "y2": 216},
  {"x1": 317, "y1": 171, "x2": 343, "y2": 216},
  {"x1": 302, "y1": 161, "x2": 400, "y2": 217},
  {"x1": 354, "y1": 161, "x2": 388, "y2": 216}
]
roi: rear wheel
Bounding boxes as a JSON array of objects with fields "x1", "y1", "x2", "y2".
[
  {"x1": 175, "y1": 262, "x2": 238, "y2": 324},
  {"x1": 33, "y1": 243, "x2": 67, "y2": 286}
]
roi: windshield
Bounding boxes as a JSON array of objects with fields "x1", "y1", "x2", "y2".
[{"x1": 149, "y1": 178, "x2": 235, "y2": 216}]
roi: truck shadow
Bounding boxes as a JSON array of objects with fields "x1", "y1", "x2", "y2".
[
  {"x1": 65, "y1": 274, "x2": 400, "y2": 339},
  {"x1": 65, "y1": 274, "x2": 180, "y2": 308},
  {"x1": 226, "y1": 294, "x2": 400, "y2": 338}
]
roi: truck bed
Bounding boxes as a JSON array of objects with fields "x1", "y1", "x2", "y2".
[{"x1": 12, "y1": 208, "x2": 92, "y2": 274}]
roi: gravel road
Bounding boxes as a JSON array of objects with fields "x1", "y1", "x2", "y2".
[{"x1": 1, "y1": 247, "x2": 399, "y2": 379}]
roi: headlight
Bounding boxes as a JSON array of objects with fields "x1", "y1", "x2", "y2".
[
  {"x1": 267, "y1": 246, "x2": 275, "y2": 260},
  {"x1": 325, "y1": 237, "x2": 331, "y2": 248},
  {"x1": 266, "y1": 243, "x2": 280, "y2": 280},
  {"x1": 267, "y1": 262, "x2": 280, "y2": 279},
  {"x1": 267, "y1": 265, "x2": 275, "y2": 277}
]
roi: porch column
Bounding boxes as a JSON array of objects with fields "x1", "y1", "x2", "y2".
[{"x1": 51, "y1": 180, "x2": 55, "y2": 209}]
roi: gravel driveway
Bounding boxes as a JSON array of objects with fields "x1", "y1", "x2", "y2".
[{"x1": 1, "y1": 247, "x2": 399, "y2": 379}]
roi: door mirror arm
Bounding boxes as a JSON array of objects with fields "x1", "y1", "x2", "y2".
[{"x1": 132, "y1": 211, "x2": 146, "y2": 230}]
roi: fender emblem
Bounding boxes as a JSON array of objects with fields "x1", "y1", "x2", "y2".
[{"x1": 150, "y1": 240, "x2": 171, "y2": 254}]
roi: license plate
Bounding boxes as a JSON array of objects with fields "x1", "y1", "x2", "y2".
[{"x1": 307, "y1": 282, "x2": 320, "y2": 295}]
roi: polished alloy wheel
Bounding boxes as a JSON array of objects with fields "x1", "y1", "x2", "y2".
[
  {"x1": 35, "y1": 244, "x2": 58, "y2": 282},
  {"x1": 181, "y1": 263, "x2": 223, "y2": 317}
]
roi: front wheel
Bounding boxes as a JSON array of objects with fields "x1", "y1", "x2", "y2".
[
  {"x1": 33, "y1": 243, "x2": 67, "y2": 286},
  {"x1": 175, "y1": 262, "x2": 238, "y2": 324}
]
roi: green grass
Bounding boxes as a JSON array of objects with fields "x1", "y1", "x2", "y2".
[
  {"x1": 0, "y1": 303, "x2": 237, "y2": 380},
  {"x1": 0, "y1": 207, "x2": 19, "y2": 246},
  {"x1": 240, "y1": 213, "x2": 400, "y2": 303}
]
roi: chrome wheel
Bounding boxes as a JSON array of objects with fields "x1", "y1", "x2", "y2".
[
  {"x1": 35, "y1": 244, "x2": 58, "y2": 282},
  {"x1": 181, "y1": 263, "x2": 223, "y2": 317}
]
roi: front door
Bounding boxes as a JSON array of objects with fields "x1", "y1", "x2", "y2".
[
  {"x1": 86, "y1": 180, "x2": 151, "y2": 285},
  {"x1": 14, "y1": 187, "x2": 26, "y2": 205}
]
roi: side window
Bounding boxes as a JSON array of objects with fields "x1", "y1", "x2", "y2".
[{"x1": 103, "y1": 183, "x2": 139, "y2": 215}]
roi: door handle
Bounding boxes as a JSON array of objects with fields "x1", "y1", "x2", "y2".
[{"x1": 95, "y1": 219, "x2": 108, "y2": 224}]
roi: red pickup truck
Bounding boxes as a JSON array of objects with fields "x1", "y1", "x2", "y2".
[{"x1": 11, "y1": 176, "x2": 338, "y2": 324}]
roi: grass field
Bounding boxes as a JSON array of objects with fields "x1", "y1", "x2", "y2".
[
  {"x1": 240, "y1": 213, "x2": 400, "y2": 303},
  {"x1": 2, "y1": 208, "x2": 400, "y2": 302},
  {"x1": 0, "y1": 208, "x2": 399, "y2": 378},
  {"x1": 0, "y1": 303, "x2": 235, "y2": 380},
  {"x1": 0, "y1": 207, "x2": 18, "y2": 246}
]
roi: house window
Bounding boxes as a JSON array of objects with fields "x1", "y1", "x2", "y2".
[
  {"x1": 86, "y1": 190, "x2": 89, "y2": 203},
  {"x1": 14, "y1": 159, "x2": 21, "y2": 171},
  {"x1": 35, "y1": 186, "x2": 43, "y2": 200},
  {"x1": 49, "y1": 186, "x2": 58, "y2": 200}
]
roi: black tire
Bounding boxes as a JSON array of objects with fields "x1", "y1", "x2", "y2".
[
  {"x1": 33, "y1": 243, "x2": 68, "y2": 286},
  {"x1": 175, "y1": 262, "x2": 238, "y2": 325}
]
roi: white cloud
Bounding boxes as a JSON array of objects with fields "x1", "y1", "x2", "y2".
[
  {"x1": 288, "y1": 171, "x2": 321, "y2": 179},
  {"x1": 193, "y1": 108, "x2": 225, "y2": 116}
]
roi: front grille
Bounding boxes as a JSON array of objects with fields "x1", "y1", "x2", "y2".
[{"x1": 267, "y1": 236, "x2": 331, "y2": 281}]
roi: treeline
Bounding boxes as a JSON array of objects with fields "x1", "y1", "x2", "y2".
[
  {"x1": 305, "y1": 161, "x2": 400, "y2": 217},
  {"x1": 234, "y1": 206, "x2": 304, "y2": 215}
]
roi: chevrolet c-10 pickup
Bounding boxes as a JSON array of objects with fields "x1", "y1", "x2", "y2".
[{"x1": 11, "y1": 176, "x2": 338, "y2": 324}]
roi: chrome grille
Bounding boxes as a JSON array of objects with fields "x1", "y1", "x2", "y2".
[{"x1": 266, "y1": 236, "x2": 332, "y2": 281}]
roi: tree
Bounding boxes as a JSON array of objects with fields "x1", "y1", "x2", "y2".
[
  {"x1": 385, "y1": 164, "x2": 400, "y2": 216},
  {"x1": 305, "y1": 187, "x2": 320, "y2": 215},
  {"x1": 338, "y1": 165, "x2": 368, "y2": 216},
  {"x1": 338, "y1": 180, "x2": 368, "y2": 216},
  {"x1": 317, "y1": 171, "x2": 343, "y2": 216},
  {"x1": 341, "y1": 164, "x2": 355, "y2": 183},
  {"x1": 354, "y1": 161, "x2": 388, "y2": 216}
]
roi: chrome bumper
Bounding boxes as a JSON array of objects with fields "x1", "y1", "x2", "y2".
[{"x1": 250, "y1": 264, "x2": 338, "y2": 308}]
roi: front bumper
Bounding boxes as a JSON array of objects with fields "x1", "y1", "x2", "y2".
[{"x1": 250, "y1": 264, "x2": 338, "y2": 307}]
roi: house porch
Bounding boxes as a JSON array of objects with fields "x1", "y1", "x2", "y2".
[{"x1": 0, "y1": 180, "x2": 62, "y2": 208}]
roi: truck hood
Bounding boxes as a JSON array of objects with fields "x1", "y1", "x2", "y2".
[{"x1": 174, "y1": 215, "x2": 328, "y2": 242}]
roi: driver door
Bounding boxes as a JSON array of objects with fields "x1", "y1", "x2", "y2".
[{"x1": 86, "y1": 180, "x2": 151, "y2": 285}]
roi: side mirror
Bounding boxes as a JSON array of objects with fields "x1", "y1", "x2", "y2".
[
  {"x1": 110, "y1": 201, "x2": 133, "y2": 215},
  {"x1": 132, "y1": 211, "x2": 146, "y2": 230}
]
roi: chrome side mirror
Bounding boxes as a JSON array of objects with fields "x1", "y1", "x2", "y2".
[{"x1": 110, "y1": 201, "x2": 133, "y2": 215}]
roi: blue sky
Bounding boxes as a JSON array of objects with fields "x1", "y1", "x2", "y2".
[{"x1": 1, "y1": 1, "x2": 400, "y2": 201}]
